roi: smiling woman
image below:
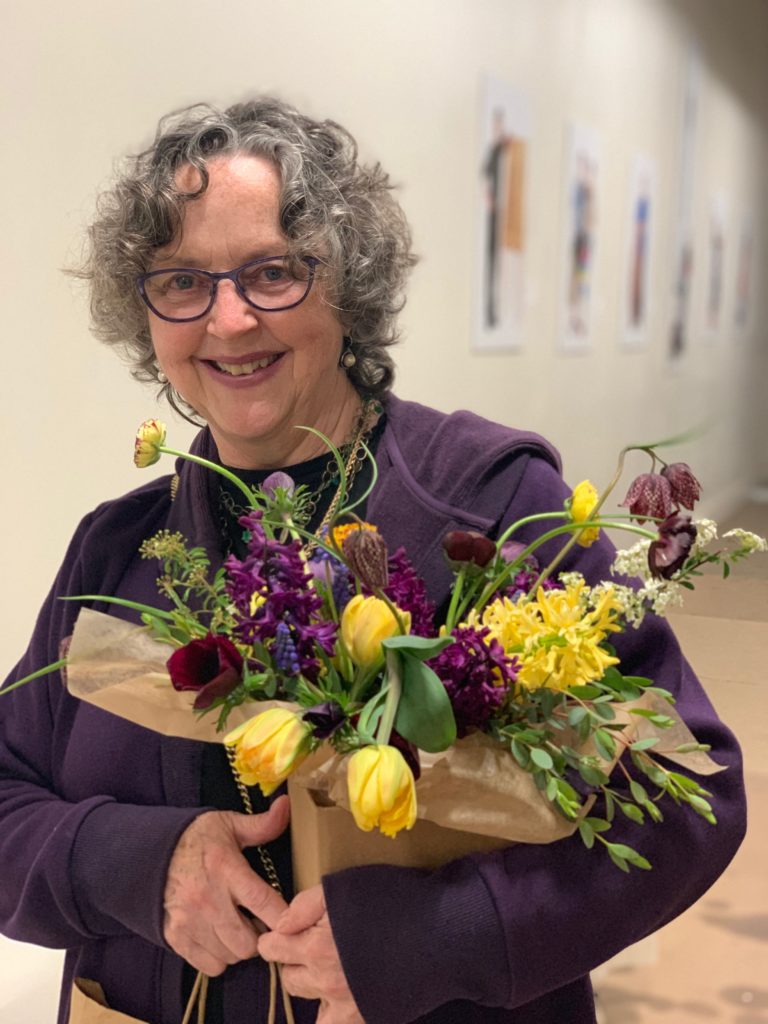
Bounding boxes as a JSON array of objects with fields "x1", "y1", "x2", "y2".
[{"x1": 0, "y1": 95, "x2": 747, "y2": 1024}]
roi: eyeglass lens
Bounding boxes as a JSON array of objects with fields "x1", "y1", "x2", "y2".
[{"x1": 141, "y1": 257, "x2": 312, "y2": 320}]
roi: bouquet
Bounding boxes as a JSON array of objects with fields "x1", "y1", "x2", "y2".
[{"x1": 5, "y1": 420, "x2": 765, "y2": 874}]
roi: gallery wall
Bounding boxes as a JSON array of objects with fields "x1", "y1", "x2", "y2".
[{"x1": 1, "y1": 0, "x2": 767, "y2": 658}]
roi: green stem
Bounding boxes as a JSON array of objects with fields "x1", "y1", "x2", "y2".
[
  {"x1": 444, "y1": 566, "x2": 467, "y2": 633},
  {"x1": 375, "y1": 649, "x2": 402, "y2": 745},
  {"x1": 0, "y1": 658, "x2": 68, "y2": 696},
  {"x1": 495, "y1": 512, "x2": 569, "y2": 549},
  {"x1": 158, "y1": 446, "x2": 260, "y2": 509},
  {"x1": 62, "y1": 595, "x2": 176, "y2": 620}
]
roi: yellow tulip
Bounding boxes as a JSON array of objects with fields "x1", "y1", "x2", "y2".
[
  {"x1": 347, "y1": 745, "x2": 417, "y2": 838},
  {"x1": 224, "y1": 707, "x2": 313, "y2": 796},
  {"x1": 134, "y1": 419, "x2": 167, "y2": 468},
  {"x1": 570, "y1": 479, "x2": 600, "y2": 548},
  {"x1": 340, "y1": 594, "x2": 410, "y2": 669}
]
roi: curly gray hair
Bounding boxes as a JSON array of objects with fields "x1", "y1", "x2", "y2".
[{"x1": 82, "y1": 97, "x2": 416, "y2": 411}]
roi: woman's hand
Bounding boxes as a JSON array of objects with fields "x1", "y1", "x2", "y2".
[
  {"x1": 259, "y1": 885, "x2": 365, "y2": 1023},
  {"x1": 163, "y1": 796, "x2": 290, "y2": 976}
]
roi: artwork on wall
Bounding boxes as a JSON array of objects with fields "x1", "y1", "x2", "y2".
[
  {"x1": 620, "y1": 153, "x2": 656, "y2": 349},
  {"x1": 705, "y1": 193, "x2": 728, "y2": 339},
  {"x1": 668, "y1": 50, "x2": 701, "y2": 362},
  {"x1": 559, "y1": 123, "x2": 600, "y2": 353},
  {"x1": 734, "y1": 216, "x2": 754, "y2": 333},
  {"x1": 473, "y1": 75, "x2": 532, "y2": 352}
]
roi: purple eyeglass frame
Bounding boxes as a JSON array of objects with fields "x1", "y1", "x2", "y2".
[{"x1": 136, "y1": 254, "x2": 320, "y2": 323}]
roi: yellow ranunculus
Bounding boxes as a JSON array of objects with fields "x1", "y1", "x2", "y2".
[
  {"x1": 347, "y1": 744, "x2": 417, "y2": 838},
  {"x1": 224, "y1": 707, "x2": 313, "y2": 796},
  {"x1": 570, "y1": 479, "x2": 600, "y2": 547},
  {"x1": 134, "y1": 419, "x2": 167, "y2": 468},
  {"x1": 340, "y1": 594, "x2": 410, "y2": 670}
]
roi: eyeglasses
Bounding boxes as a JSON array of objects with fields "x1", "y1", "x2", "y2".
[{"x1": 137, "y1": 255, "x2": 319, "y2": 323}]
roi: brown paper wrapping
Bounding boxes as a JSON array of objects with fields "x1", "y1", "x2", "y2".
[
  {"x1": 65, "y1": 608, "x2": 725, "y2": 891},
  {"x1": 69, "y1": 979, "x2": 149, "y2": 1024}
]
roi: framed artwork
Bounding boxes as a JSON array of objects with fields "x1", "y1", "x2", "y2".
[
  {"x1": 473, "y1": 75, "x2": 532, "y2": 352},
  {"x1": 559, "y1": 123, "x2": 601, "y2": 352},
  {"x1": 620, "y1": 153, "x2": 657, "y2": 349}
]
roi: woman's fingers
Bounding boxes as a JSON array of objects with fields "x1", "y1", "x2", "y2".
[
  {"x1": 163, "y1": 806, "x2": 289, "y2": 969},
  {"x1": 274, "y1": 884, "x2": 326, "y2": 934}
]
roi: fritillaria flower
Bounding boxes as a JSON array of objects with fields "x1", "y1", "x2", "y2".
[
  {"x1": 648, "y1": 514, "x2": 697, "y2": 579},
  {"x1": 661, "y1": 463, "x2": 701, "y2": 510},
  {"x1": 621, "y1": 473, "x2": 674, "y2": 523},
  {"x1": 343, "y1": 526, "x2": 390, "y2": 590},
  {"x1": 262, "y1": 471, "x2": 295, "y2": 498},
  {"x1": 443, "y1": 530, "x2": 496, "y2": 568},
  {"x1": 134, "y1": 419, "x2": 167, "y2": 468}
]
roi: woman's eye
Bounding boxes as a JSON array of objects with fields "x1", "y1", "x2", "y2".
[{"x1": 169, "y1": 273, "x2": 200, "y2": 291}]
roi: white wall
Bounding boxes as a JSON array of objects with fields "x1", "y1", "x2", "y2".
[{"x1": 0, "y1": 0, "x2": 767, "y2": 1013}]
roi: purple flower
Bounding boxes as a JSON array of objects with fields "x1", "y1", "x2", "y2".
[
  {"x1": 428, "y1": 625, "x2": 517, "y2": 736},
  {"x1": 648, "y1": 514, "x2": 698, "y2": 579},
  {"x1": 661, "y1": 463, "x2": 701, "y2": 510},
  {"x1": 500, "y1": 540, "x2": 535, "y2": 566},
  {"x1": 262, "y1": 471, "x2": 295, "y2": 498},
  {"x1": 621, "y1": 473, "x2": 675, "y2": 523},
  {"x1": 380, "y1": 547, "x2": 437, "y2": 638},
  {"x1": 302, "y1": 700, "x2": 347, "y2": 739},
  {"x1": 166, "y1": 634, "x2": 243, "y2": 710},
  {"x1": 504, "y1": 568, "x2": 562, "y2": 601},
  {"x1": 224, "y1": 510, "x2": 338, "y2": 681},
  {"x1": 306, "y1": 548, "x2": 353, "y2": 612},
  {"x1": 443, "y1": 530, "x2": 497, "y2": 568}
]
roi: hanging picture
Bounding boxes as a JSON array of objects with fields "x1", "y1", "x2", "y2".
[
  {"x1": 620, "y1": 153, "x2": 657, "y2": 348},
  {"x1": 734, "y1": 216, "x2": 754, "y2": 333},
  {"x1": 559, "y1": 123, "x2": 600, "y2": 352},
  {"x1": 473, "y1": 75, "x2": 532, "y2": 351},
  {"x1": 668, "y1": 50, "x2": 700, "y2": 362},
  {"x1": 705, "y1": 193, "x2": 728, "y2": 340}
]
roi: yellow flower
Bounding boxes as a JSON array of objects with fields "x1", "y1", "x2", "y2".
[
  {"x1": 134, "y1": 419, "x2": 167, "y2": 468},
  {"x1": 570, "y1": 480, "x2": 600, "y2": 547},
  {"x1": 340, "y1": 594, "x2": 411, "y2": 669},
  {"x1": 475, "y1": 579, "x2": 622, "y2": 692},
  {"x1": 224, "y1": 707, "x2": 313, "y2": 796},
  {"x1": 347, "y1": 744, "x2": 417, "y2": 838}
]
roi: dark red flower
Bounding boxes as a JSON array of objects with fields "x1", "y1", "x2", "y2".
[
  {"x1": 167, "y1": 634, "x2": 243, "y2": 710},
  {"x1": 661, "y1": 463, "x2": 701, "y2": 510},
  {"x1": 343, "y1": 527, "x2": 389, "y2": 590},
  {"x1": 443, "y1": 530, "x2": 496, "y2": 568},
  {"x1": 648, "y1": 514, "x2": 698, "y2": 579},
  {"x1": 621, "y1": 473, "x2": 674, "y2": 523}
]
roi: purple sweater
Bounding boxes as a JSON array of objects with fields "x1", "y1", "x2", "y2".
[{"x1": 0, "y1": 396, "x2": 746, "y2": 1024}]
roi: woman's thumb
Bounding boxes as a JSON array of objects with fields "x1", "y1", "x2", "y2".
[{"x1": 230, "y1": 794, "x2": 290, "y2": 848}]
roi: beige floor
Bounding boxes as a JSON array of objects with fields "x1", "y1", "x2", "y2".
[{"x1": 595, "y1": 502, "x2": 768, "y2": 1024}]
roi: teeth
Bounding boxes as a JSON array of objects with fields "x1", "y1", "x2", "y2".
[{"x1": 214, "y1": 355, "x2": 278, "y2": 376}]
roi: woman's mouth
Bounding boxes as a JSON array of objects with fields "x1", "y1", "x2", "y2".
[{"x1": 206, "y1": 353, "x2": 283, "y2": 377}]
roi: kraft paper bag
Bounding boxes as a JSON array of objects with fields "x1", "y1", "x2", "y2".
[{"x1": 69, "y1": 979, "x2": 149, "y2": 1024}]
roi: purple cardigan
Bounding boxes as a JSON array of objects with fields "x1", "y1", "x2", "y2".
[{"x1": 0, "y1": 396, "x2": 746, "y2": 1024}]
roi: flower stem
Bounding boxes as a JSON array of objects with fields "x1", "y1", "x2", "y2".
[
  {"x1": 158, "y1": 446, "x2": 260, "y2": 509},
  {"x1": 375, "y1": 649, "x2": 402, "y2": 745},
  {"x1": 0, "y1": 658, "x2": 68, "y2": 696}
]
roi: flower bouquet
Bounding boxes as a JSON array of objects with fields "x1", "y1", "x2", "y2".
[{"x1": 5, "y1": 420, "x2": 765, "y2": 883}]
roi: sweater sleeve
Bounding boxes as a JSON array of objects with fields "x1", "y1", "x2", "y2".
[
  {"x1": 0, "y1": 508, "x2": 205, "y2": 950},
  {"x1": 322, "y1": 456, "x2": 747, "y2": 1023}
]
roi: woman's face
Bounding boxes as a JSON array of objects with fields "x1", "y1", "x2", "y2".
[{"x1": 148, "y1": 154, "x2": 359, "y2": 468}]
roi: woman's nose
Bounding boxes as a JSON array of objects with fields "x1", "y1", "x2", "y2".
[{"x1": 205, "y1": 280, "x2": 259, "y2": 338}]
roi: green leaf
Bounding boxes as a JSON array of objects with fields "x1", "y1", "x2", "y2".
[
  {"x1": 630, "y1": 737, "x2": 660, "y2": 751},
  {"x1": 609, "y1": 844, "x2": 652, "y2": 870},
  {"x1": 607, "y1": 847, "x2": 630, "y2": 872},
  {"x1": 585, "y1": 816, "x2": 611, "y2": 833},
  {"x1": 629, "y1": 780, "x2": 649, "y2": 804},
  {"x1": 568, "y1": 706, "x2": 589, "y2": 727},
  {"x1": 531, "y1": 747, "x2": 554, "y2": 770},
  {"x1": 622, "y1": 676, "x2": 653, "y2": 688},
  {"x1": 569, "y1": 685, "x2": 602, "y2": 700},
  {"x1": 578, "y1": 820, "x2": 596, "y2": 849},
  {"x1": 619, "y1": 802, "x2": 645, "y2": 825},
  {"x1": 511, "y1": 738, "x2": 530, "y2": 768},
  {"x1": 394, "y1": 653, "x2": 456, "y2": 752},
  {"x1": 578, "y1": 763, "x2": 609, "y2": 787},
  {"x1": 545, "y1": 775, "x2": 558, "y2": 801},
  {"x1": 591, "y1": 703, "x2": 617, "y2": 722},
  {"x1": 381, "y1": 635, "x2": 455, "y2": 660},
  {"x1": 593, "y1": 729, "x2": 617, "y2": 760}
]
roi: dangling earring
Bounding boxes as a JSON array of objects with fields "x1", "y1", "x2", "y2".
[{"x1": 339, "y1": 337, "x2": 357, "y2": 370}]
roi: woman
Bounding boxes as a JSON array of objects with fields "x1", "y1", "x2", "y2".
[{"x1": 0, "y1": 98, "x2": 746, "y2": 1024}]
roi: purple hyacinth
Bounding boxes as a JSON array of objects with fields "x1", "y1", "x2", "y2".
[
  {"x1": 428, "y1": 625, "x2": 518, "y2": 736},
  {"x1": 503, "y1": 568, "x2": 563, "y2": 601},
  {"x1": 224, "y1": 510, "x2": 338, "y2": 681},
  {"x1": 306, "y1": 547, "x2": 354, "y2": 612},
  {"x1": 381, "y1": 547, "x2": 437, "y2": 637},
  {"x1": 273, "y1": 621, "x2": 301, "y2": 675}
]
